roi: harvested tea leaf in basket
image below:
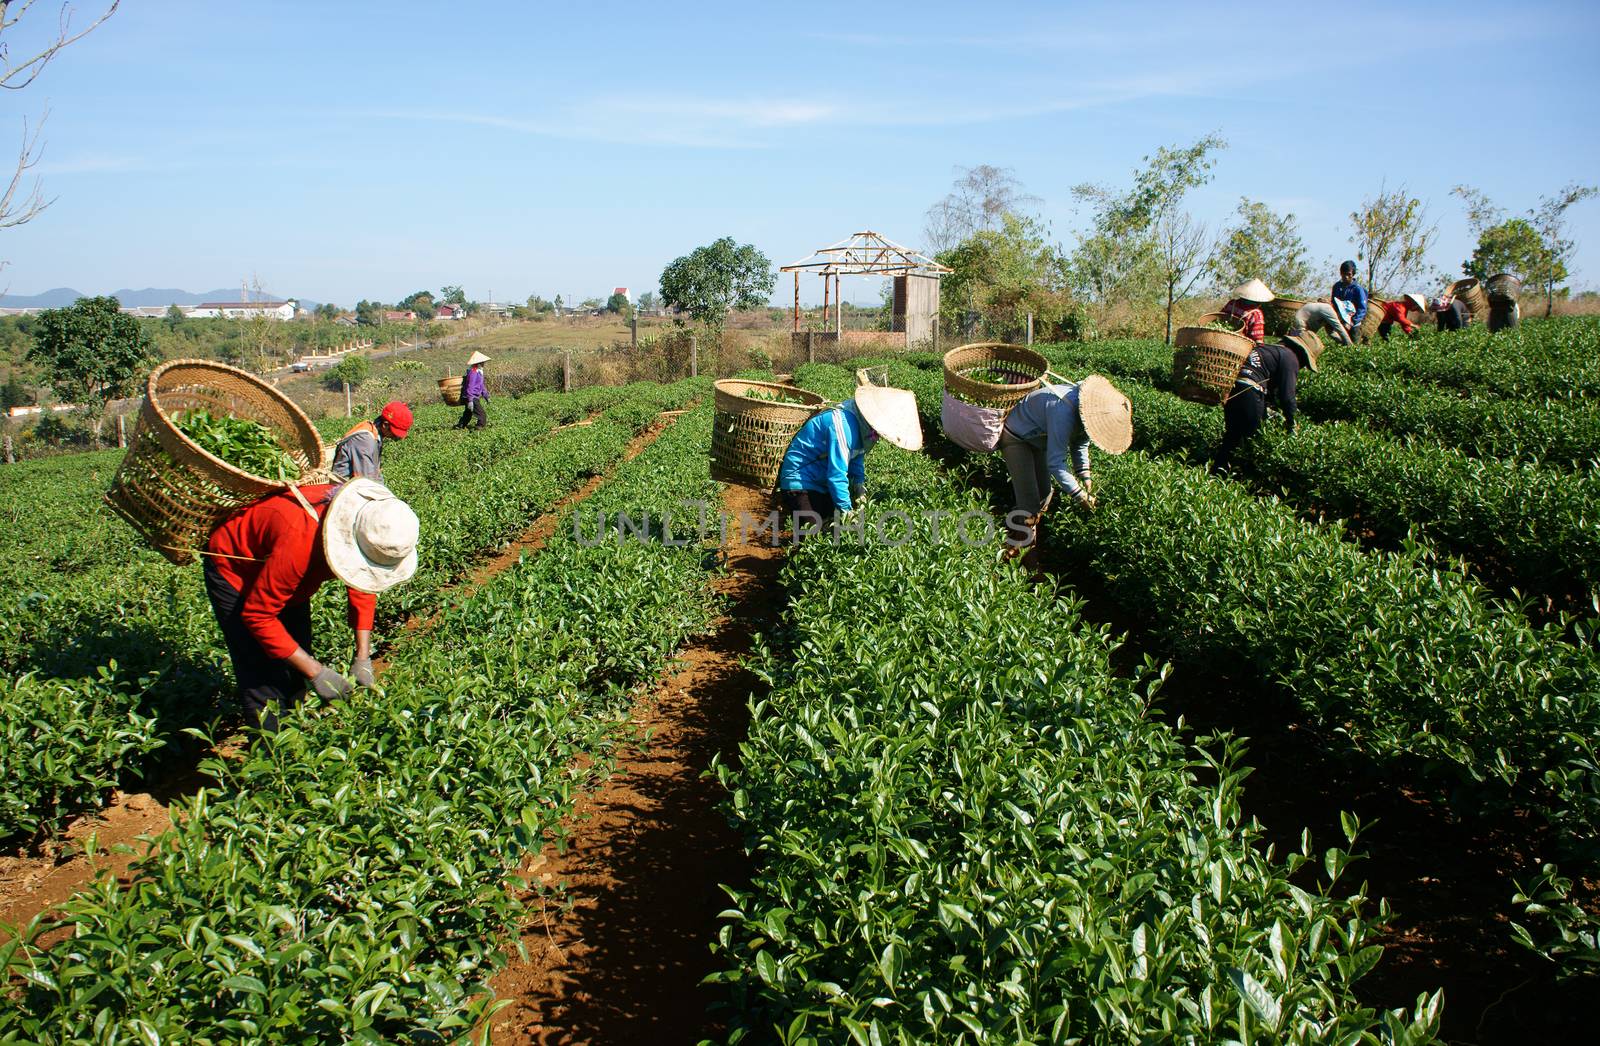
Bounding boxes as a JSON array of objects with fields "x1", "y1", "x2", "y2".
[
  {"x1": 744, "y1": 386, "x2": 809, "y2": 404},
  {"x1": 177, "y1": 410, "x2": 300, "y2": 481}
]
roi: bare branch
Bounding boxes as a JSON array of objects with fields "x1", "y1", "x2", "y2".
[
  {"x1": 0, "y1": 1, "x2": 119, "y2": 91},
  {"x1": 0, "y1": 109, "x2": 53, "y2": 227}
]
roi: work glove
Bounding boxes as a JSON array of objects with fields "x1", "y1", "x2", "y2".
[
  {"x1": 1080, "y1": 475, "x2": 1093, "y2": 496},
  {"x1": 310, "y1": 666, "x2": 354, "y2": 701},
  {"x1": 352, "y1": 657, "x2": 376, "y2": 688},
  {"x1": 849, "y1": 483, "x2": 866, "y2": 506},
  {"x1": 1074, "y1": 489, "x2": 1097, "y2": 514}
]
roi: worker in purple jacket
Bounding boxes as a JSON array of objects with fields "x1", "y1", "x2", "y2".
[{"x1": 454, "y1": 351, "x2": 490, "y2": 430}]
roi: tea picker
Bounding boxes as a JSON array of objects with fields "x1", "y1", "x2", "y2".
[
  {"x1": 1220, "y1": 278, "x2": 1274, "y2": 344},
  {"x1": 1376, "y1": 293, "x2": 1429, "y2": 340},
  {"x1": 204, "y1": 478, "x2": 419, "y2": 730},
  {"x1": 1210, "y1": 330, "x2": 1320, "y2": 473},
  {"x1": 996, "y1": 375, "x2": 1133, "y2": 569},
  {"x1": 330, "y1": 399, "x2": 413, "y2": 685},
  {"x1": 776, "y1": 384, "x2": 923, "y2": 539},
  {"x1": 454, "y1": 351, "x2": 491, "y2": 430},
  {"x1": 331, "y1": 400, "x2": 413, "y2": 484},
  {"x1": 938, "y1": 344, "x2": 1133, "y2": 572},
  {"x1": 104, "y1": 360, "x2": 422, "y2": 731},
  {"x1": 1332, "y1": 261, "x2": 1370, "y2": 344}
]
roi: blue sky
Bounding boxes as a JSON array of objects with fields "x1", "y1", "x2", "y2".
[{"x1": 2, "y1": 0, "x2": 1597, "y2": 307}]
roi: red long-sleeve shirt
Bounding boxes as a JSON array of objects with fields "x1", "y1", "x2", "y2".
[
  {"x1": 1379, "y1": 299, "x2": 1416, "y2": 334},
  {"x1": 1221, "y1": 299, "x2": 1266, "y2": 343},
  {"x1": 207, "y1": 483, "x2": 377, "y2": 659}
]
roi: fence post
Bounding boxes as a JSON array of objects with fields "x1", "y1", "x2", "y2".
[
  {"x1": 116, "y1": 413, "x2": 127, "y2": 448},
  {"x1": 1026, "y1": 313, "x2": 1034, "y2": 346},
  {"x1": 690, "y1": 334, "x2": 698, "y2": 378},
  {"x1": 3, "y1": 436, "x2": 12, "y2": 464},
  {"x1": 344, "y1": 382, "x2": 352, "y2": 417},
  {"x1": 562, "y1": 350, "x2": 571, "y2": 393},
  {"x1": 630, "y1": 314, "x2": 638, "y2": 347}
]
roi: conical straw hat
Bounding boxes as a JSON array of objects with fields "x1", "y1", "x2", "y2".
[
  {"x1": 1231, "y1": 278, "x2": 1275, "y2": 304},
  {"x1": 1282, "y1": 331, "x2": 1322, "y2": 372},
  {"x1": 1403, "y1": 292, "x2": 1427, "y2": 313},
  {"x1": 1077, "y1": 375, "x2": 1132, "y2": 454},
  {"x1": 854, "y1": 386, "x2": 923, "y2": 451},
  {"x1": 466, "y1": 351, "x2": 491, "y2": 366},
  {"x1": 323, "y1": 478, "x2": 420, "y2": 594}
]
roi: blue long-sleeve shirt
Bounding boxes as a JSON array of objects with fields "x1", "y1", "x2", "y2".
[
  {"x1": 1004, "y1": 384, "x2": 1093, "y2": 499},
  {"x1": 777, "y1": 401, "x2": 870, "y2": 510},
  {"x1": 1332, "y1": 278, "x2": 1368, "y2": 330}
]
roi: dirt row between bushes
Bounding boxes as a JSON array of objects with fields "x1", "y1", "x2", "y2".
[{"x1": 0, "y1": 412, "x2": 690, "y2": 936}]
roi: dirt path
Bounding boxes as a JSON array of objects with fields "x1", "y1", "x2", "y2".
[
  {"x1": 0, "y1": 412, "x2": 691, "y2": 935},
  {"x1": 486, "y1": 483, "x2": 783, "y2": 1045}
]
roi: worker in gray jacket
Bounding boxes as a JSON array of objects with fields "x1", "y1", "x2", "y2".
[
  {"x1": 327, "y1": 399, "x2": 413, "y2": 689},
  {"x1": 331, "y1": 401, "x2": 413, "y2": 484},
  {"x1": 1288, "y1": 301, "x2": 1353, "y2": 346}
]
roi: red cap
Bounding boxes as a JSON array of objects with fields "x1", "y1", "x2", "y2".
[{"x1": 379, "y1": 401, "x2": 413, "y2": 438}]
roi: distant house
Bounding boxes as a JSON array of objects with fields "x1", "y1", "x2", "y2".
[
  {"x1": 189, "y1": 300, "x2": 297, "y2": 321},
  {"x1": 480, "y1": 301, "x2": 513, "y2": 317},
  {"x1": 436, "y1": 303, "x2": 464, "y2": 320},
  {"x1": 334, "y1": 315, "x2": 358, "y2": 327},
  {"x1": 382, "y1": 310, "x2": 417, "y2": 322},
  {"x1": 119, "y1": 306, "x2": 174, "y2": 319},
  {"x1": 612, "y1": 286, "x2": 630, "y2": 301}
]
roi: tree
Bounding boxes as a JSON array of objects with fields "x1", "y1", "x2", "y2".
[
  {"x1": 1461, "y1": 217, "x2": 1545, "y2": 284},
  {"x1": 326, "y1": 353, "x2": 369, "y2": 390},
  {"x1": 0, "y1": 370, "x2": 31, "y2": 409},
  {"x1": 314, "y1": 302, "x2": 339, "y2": 321},
  {"x1": 0, "y1": 1, "x2": 120, "y2": 243},
  {"x1": 637, "y1": 290, "x2": 656, "y2": 312},
  {"x1": 553, "y1": 294, "x2": 564, "y2": 315},
  {"x1": 937, "y1": 212, "x2": 1070, "y2": 337},
  {"x1": 397, "y1": 290, "x2": 436, "y2": 320},
  {"x1": 1154, "y1": 210, "x2": 1213, "y2": 345},
  {"x1": 1211, "y1": 198, "x2": 1312, "y2": 297},
  {"x1": 658, "y1": 236, "x2": 775, "y2": 331},
  {"x1": 1070, "y1": 135, "x2": 1227, "y2": 309},
  {"x1": 1528, "y1": 183, "x2": 1598, "y2": 316},
  {"x1": 439, "y1": 284, "x2": 466, "y2": 307},
  {"x1": 26, "y1": 295, "x2": 154, "y2": 414},
  {"x1": 354, "y1": 299, "x2": 381, "y2": 326},
  {"x1": 924, "y1": 164, "x2": 1042, "y2": 253},
  {"x1": 163, "y1": 304, "x2": 186, "y2": 330},
  {"x1": 605, "y1": 291, "x2": 630, "y2": 315},
  {"x1": 1348, "y1": 182, "x2": 1438, "y2": 295}
]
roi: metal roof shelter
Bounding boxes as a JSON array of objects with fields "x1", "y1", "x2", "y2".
[{"x1": 780, "y1": 229, "x2": 951, "y2": 335}]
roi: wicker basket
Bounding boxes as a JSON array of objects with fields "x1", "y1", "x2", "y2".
[
  {"x1": 710, "y1": 379, "x2": 826, "y2": 489},
  {"x1": 438, "y1": 376, "x2": 464, "y2": 406},
  {"x1": 1486, "y1": 273, "x2": 1522, "y2": 300},
  {"x1": 1358, "y1": 298, "x2": 1388, "y2": 342},
  {"x1": 1264, "y1": 298, "x2": 1305, "y2": 336},
  {"x1": 1172, "y1": 327, "x2": 1253, "y2": 405},
  {"x1": 1450, "y1": 278, "x2": 1489, "y2": 320},
  {"x1": 942, "y1": 343, "x2": 1048, "y2": 408},
  {"x1": 105, "y1": 359, "x2": 325, "y2": 565}
]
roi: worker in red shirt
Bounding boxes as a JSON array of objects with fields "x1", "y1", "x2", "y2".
[
  {"x1": 204, "y1": 478, "x2": 419, "y2": 730},
  {"x1": 1377, "y1": 293, "x2": 1428, "y2": 340},
  {"x1": 330, "y1": 399, "x2": 413, "y2": 686},
  {"x1": 1220, "y1": 279, "x2": 1273, "y2": 344}
]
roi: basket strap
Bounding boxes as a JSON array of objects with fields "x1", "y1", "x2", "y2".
[
  {"x1": 158, "y1": 545, "x2": 263, "y2": 563},
  {"x1": 287, "y1": 483, "x2": 319, "y2": 522}
]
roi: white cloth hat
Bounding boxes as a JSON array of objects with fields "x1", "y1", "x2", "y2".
[
  {"x1": 322, "y1": 478, "x2": 419, "y2": 594},
  {"x1": 853, "y1": 386, "x2": 923, "y2": 451},
  {"x1": 466, "y1": 351, "x2": 491, "y2": 367},
  {"x1": 1077, "y1": 375, "x2": 1133, "y2": 454},
  {"x1": 1231, "y1": 278, "x2": 1275, "y2": 304},
  {"x1": 1403, "y1": 292, "x2": 1427, "y2": 313}
]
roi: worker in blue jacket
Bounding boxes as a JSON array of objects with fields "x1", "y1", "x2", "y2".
[
  {"x1": 777, "y1": 385, "x2": 922, "y2": 539},
  {"x1": 1331, "y1": 260, "x2": 1369, "y2": 343}
]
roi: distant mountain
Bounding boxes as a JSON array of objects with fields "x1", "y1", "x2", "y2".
[{"x1": 0, "y1": 287, "x2": 324, "y2": 310}]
